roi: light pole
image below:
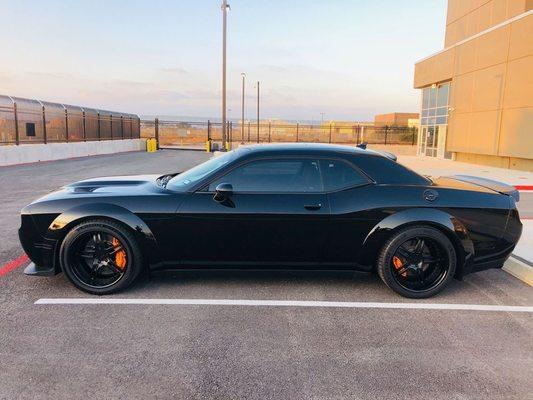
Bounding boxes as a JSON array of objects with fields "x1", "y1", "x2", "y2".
[
  {"x1": 256, "y1": 81, "x2": 260, "y2": 141},
  {"x1": 221, "y1": 0, "x2": 230, "y2": 149},
  {"x1": 320, "y1": 112, "x2": 325, "y2": 123},
  {"x1": 241, "y1": 72, "x2": 246, "y2": 142}
]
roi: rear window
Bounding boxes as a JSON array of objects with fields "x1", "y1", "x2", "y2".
[
  {"x1": 350, "y1": 154, "x2": 430, "y2": 185},
  {"x1": 320, "y1": 159, "x2": 369, "y2": 191}
]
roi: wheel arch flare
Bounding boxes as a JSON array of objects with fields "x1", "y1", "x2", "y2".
[
  {"x1": 45, "y1": 203, "x2": 161, "y2": 270},
  {"x1": 359, "y1": 208, "x2": 474, "y2": 276}
]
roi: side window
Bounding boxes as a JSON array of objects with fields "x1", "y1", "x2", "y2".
[
  {"x1": 208, "y1": 159, "x2": 323, "y2": 193},
  {"x1": 320, "y1": 159, "x2": 369, "y2": 191}
]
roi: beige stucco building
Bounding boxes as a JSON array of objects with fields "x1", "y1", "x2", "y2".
[
  {"x1": 374, "y1": 113, "x2": 420, "y2": 127},
  {"x1": 414, "y1": 0, "x2": 532, "y2": 170}
]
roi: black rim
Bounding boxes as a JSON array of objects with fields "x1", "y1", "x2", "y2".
[
  {"x1": 68, "y1": 231, "x2": 128, "y2": 289},
  {"x1": 390, "y1": 236, "x2": 449, "y2": 292}
]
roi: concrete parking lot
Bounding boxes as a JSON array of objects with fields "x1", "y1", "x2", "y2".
[{"x1": 0, "y1": 150, "x2": 532, "y2": 399}]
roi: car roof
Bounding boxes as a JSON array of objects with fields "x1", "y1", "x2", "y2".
[{"x1": 235, "y1": 143, "x2": 384, "y2": 158}]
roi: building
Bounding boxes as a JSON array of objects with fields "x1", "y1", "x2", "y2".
[
  {"x1": 414, "y1": 0, "x2": 532, "y2": 170},
  {"x1": 374, "y1": 113, "x2": 420, "y2": 127}
]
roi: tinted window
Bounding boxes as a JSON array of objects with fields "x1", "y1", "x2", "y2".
[
  {"x1": 209, "y1": 159, "x2": 323, "y2": 193},
  {"x1": 351, "y1": 154, "x2": 430, "y2": 185},
  {"x1": 320, "y1": 159, "x2": 368, "y2": 191}
]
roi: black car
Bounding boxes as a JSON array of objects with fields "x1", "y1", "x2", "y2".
[{"x1": 19, "y1": 144, "x2": 522, "y2": 298}]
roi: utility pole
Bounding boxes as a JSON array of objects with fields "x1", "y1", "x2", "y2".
[
  {"x1": 221, "y1": 0, "x2": 230, "y2": 149},
  {"x1": 241, "y1": 72, "x2": 246, "y2": 142},
  {"x1": 320, "y1": 112, "x2": 325, "y2": 123},
  {"x1": 256, "y1": 81, "x2": 260, "y2": 141}
]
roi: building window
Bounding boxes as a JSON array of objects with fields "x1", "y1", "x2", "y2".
[{"x1": 420, "y1": 82, "x2": 451, "y2": 158}]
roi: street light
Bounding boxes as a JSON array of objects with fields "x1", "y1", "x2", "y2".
[
  {"x1": 255, "y1": 81, "x2": 260, "y2": 142},
  {"x1": 221, "y1": 0, "x2": 230, "y2": 150},
  {"x1": 241, "y1": 72, "x2": 246, "y2": 142}
]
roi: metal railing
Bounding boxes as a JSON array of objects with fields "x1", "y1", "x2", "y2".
[
  {"x1": 0, "y1": 94, "x2": 141, "y2": 145},
  {"x1": 141, "y1": 119, "x2": 418, "y2": 148}
]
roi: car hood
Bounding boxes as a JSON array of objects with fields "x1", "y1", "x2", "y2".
[
  {"x1": 32, "y1": 174, "x2": 166, "y2": 203},
  {"x1": 66, "y1": 174, "x2": 161, "y2": 191}
]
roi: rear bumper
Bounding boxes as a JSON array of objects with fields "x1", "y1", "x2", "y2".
[{"x1": 463, "y1": 243, "x2": 516, "y2": 275}]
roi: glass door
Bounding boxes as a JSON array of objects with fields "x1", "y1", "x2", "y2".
[{"x1": 425, "y1": 126, "x2": 438, "y2": 157}]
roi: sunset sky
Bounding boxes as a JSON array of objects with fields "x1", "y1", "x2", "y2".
[{"x1": 0, "y1": 0, "x2": 447, "y2": 121}]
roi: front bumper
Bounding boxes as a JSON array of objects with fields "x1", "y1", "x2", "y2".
[{"x1": 24, "y1": 262, "x2": 59, "y2": 276}]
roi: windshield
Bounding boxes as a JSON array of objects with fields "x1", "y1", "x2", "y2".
[{"x1": 166, "y1": 151, "x2": 238, "y2": 191}]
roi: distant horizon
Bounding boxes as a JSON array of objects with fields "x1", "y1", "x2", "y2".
[{"x1": 0, "y1": 0, "x2": 447, "y2": 121}]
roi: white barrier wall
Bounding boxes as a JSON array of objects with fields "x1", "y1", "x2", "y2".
[{"x1": 0, "y1": 139, "x2": 146, "y2": 166}]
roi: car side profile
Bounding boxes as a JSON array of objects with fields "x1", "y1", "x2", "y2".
[{"x1": 19, "y1": 144, "x2": 522, "y2": 298}]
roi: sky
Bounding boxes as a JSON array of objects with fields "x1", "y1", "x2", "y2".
[{"x1": 0, "y1": 0, "x2": 447, "y2": 121}]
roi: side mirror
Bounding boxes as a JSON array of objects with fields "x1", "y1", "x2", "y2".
[{"x1": 214, "y1": 182, "x2": 233, "y2": 202}]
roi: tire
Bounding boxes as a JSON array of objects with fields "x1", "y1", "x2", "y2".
[
  {"x1": 59, "y1": 219, "x2": 143, "y2": 295},
  {"x1": 377, "y1": 225, "x2": 456, "y2": 299}
]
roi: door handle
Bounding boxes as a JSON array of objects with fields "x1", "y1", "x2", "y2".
[{"x1": 304, "y1": 203, "x2": 322, "y2": 211}]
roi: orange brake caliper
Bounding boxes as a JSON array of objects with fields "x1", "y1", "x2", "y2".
[
  {"x1": 112, "y1": 237, "x2": 127, "y2": 270},
  {"x1": 392, "y1": 256, "x2": 407, "y2": 277}
]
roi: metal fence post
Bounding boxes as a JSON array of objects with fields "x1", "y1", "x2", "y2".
[
  {"x1": 155, "y1": 118, "x2": 159, "y2": 145},
  {"x1": 13, "y1": 101, "x2": 19, "y2": 145},
  {"x1": 97, "y1": 112, "x2": 101, "y2": 141},
  {"x1": 356, "y1": 125, "x2": 360, "y2": 145},
  {"x1": 207, "y1": 120, "x2": 211, "y2": 141},
  {"x1": 268, "y1": 122, "x2": 271, "y2": 142},
  {"x1": 42, "y1": 105, "x2": 47, "y2": 144},
  {"x1": 257, "y1": 123, "x2": 260, "y2": 143},
  {"x1": 329, "y1": 124, "x2": 332, "y2": 143},
  {"x1": 82, "y1": 111, "x2": 87, "y2": 142},
  {"x1": 247, "y1": 122, "x2": 251, "y2": 142},
  {"x1": 64, "y1": 108, "x2": 69, "y2": 142},
  {"x1": 384, "y1": 126, "x2": 388, "y2": 145},
  {"x1": 296, "y1": 123, "x2": 299, "y2": 142},
  {"x1": 412, "y1": 128, "x2": 416, "y2": 145}
]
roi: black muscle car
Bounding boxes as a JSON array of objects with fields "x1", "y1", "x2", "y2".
[{"x1": 19, "y1": 144, "x2": 522, "y2": 298}]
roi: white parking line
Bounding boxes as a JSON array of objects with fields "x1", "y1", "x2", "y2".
[{"x1": 34, "y1": 298, "x2": 533, "y2": 313}]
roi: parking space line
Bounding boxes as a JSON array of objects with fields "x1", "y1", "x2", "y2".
[
  {"x1": 0, "y1": 254, "x2": 29, "y2": 277},
  {"x1": 34, "y1": 298, "x2": 533, "y2": 313}
]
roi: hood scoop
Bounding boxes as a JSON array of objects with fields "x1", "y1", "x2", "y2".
[{"x1": 64, "y1": 175, "x2": 159, "y2": 193}]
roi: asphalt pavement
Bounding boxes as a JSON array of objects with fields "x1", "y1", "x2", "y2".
[{"x1": 0, "y1": 150, "x2": 532, "y2": 400}]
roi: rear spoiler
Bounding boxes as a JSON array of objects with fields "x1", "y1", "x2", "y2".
[
  {"x1": 451, "y1": 175, "x2": 520, "y2": 202},
  {"x1": 356, "y1": 142, "x2": 397, "y2": 162}
]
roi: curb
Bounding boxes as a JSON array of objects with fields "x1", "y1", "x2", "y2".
[{"x1": 503, "y1": 256, "x2": 533, "y2": 286}]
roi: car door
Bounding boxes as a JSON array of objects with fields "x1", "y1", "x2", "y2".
[{"x1": 174, "y1": 157, "x2": 330, "y2": 267}]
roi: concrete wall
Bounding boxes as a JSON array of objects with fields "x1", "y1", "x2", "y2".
[
  {"x1": 445, "y1": 0, "x2": 531, "y2": 47},
  {"x1": 414, "y1": 7, "x2": 533, "y2": 171},
  {"x1": 0, "y1": 139, "x2": 146, "y2": 167}
]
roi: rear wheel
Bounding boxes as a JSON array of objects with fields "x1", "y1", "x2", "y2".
[
  {"x1": 59, "y1": 219, "x2": 143, "y2": 295},
  {"x1": 377, "y1": 226, "x2": 456, "y2": 298}
]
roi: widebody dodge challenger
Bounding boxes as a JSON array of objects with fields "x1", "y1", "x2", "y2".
[{"x1": 19, "y1": 144, "x2": 522, "y2": 298}]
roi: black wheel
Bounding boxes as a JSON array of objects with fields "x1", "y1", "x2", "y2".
[
  {"x1": 59, "y1": 219, "x2": 143, "y2": 295},
  {"x1": 377, "y1": 226, "x2": 456, "y2": 298}
]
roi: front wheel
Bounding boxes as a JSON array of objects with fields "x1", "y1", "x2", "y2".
[
  {"x1": 59, "y1": 219, "x2": 143, "y2": 295},
  {"x1": 377, "y1": 226, "x2": 456, "y2": 298}
]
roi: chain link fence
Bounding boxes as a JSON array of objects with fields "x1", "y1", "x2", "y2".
[{"x1": 141, "y1": 119, "x2": 418, "y2": 149}]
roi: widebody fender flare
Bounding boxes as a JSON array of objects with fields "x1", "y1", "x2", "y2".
[
  {"x1": 45, "y1": 203, "x2": 160, "y2": 267},
  {"x1": 359, "y1": 208, "x2": 474, "y2": 274}
]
